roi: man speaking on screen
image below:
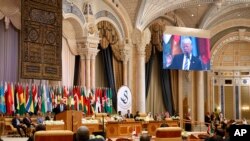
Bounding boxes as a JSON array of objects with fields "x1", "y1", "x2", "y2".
[{"x1": 168, "y1": 37, "x2": 202, "y2": 70}]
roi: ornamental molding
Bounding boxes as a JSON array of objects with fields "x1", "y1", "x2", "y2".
[
  {"x1": 209, "y1": 18, "x2": 250, "y2": 37},
  {"x1": 136, "y1": 0, "x2": 215, "y2": 31},
  {"x1": 211, "y1": 32, "x2": 250, "y2": 68},
  {"x1": 200, "y1": 3, "x2": 250, "y2": 29}
]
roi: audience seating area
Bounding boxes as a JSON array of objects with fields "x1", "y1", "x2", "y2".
[
  {"x1": 4, "y1": 117, "x2": 37, "y2": 136},
  {"x1": 1, "y1": 114, "x2": 212, "y2": 141}
]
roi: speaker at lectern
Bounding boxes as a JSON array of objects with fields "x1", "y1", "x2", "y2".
[{"x1": 55, "y1": 110, "x2": 82, "y2": 132}]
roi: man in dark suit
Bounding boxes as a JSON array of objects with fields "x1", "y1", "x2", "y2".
[
  {"x1": 45, "y1": 111, "x2": 52, "y2": 121},
  {"x1": 125, "y1": 110, "x2": 133, "y2": 119},
  {"x1": 12, "y1": 113, "x2": 26, "y2": 137},
  {"x1": 54, "y1": 99, "x2": 67, "y2": 115},
  {"x1": 168, "y1": 37, "x2": 202, "y2": 70},
  {"x1": 23, "y1": 112, "x2": 35, "y2": 128}
]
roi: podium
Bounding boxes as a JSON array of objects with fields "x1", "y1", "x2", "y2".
[{"x1": 55, "y1": 110, "x2": 82, "y2": 132}]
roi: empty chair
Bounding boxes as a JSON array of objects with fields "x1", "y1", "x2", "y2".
[
  {"x1": 34, "y1": 130, "x2": 73, "y2": 141},
  {"x1": 155, "y1": 127, "x2": 182, "y2": 141}
]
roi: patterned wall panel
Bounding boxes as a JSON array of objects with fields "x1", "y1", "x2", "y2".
[{"x1": 21, "y1": 0, "x2": 62, "y2": 80}]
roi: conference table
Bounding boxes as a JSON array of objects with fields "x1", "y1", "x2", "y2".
[
  {"x1": 106, "y1": 121, "x2": 142, "y2": 138},
  {"x1": 105, "y1": 120, "x2": 179, "y2": 138}
]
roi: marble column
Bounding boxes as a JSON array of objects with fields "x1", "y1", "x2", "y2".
[
  {"x1": 77, "y1": 36, "x2": 99, "y2": 89},
  {"x1": 197, "y1": 71, "x2": 205, "y2": 123},
  {"x1": 132, "y1": 28, "x2": 151, "y2": 113},
  {"x1": 90, "y1": 51, "x2": 98, "y2": 89},
  {"x1": 123, "y1": 59, "x2": 128, "y2": 85},
  {"x1": 120, "y1": 42, "x2": 130, "y2": 86},
  {"x1": 137, "y1": 48, "x2": 146, "y2": 113},
  {"x1": 80, "y1": 55, "x2": 86, "y2": 87},
  {"x1": 86, "y1": 54, "x2": 91, "y2": 90}
]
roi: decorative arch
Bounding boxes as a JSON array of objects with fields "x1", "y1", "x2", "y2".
[
  {"x1": 102, "y1": 0, "x2": 132, "y2": 39},
  {"x1": 209, "y1": 19, "x2": 250, "y2": 37},
  {"x1": 63, "y1": 13, "x2": 85, "y2": 55},
  {"x1": 63, "y1": 13, "x2": 85, "y2": 38},
  {"x1": 136, "y1": 0, "x2": 215, "y2": 31},
  {"x1": 200, "y1": 3, "x2": 250, "y2": 29},
  {"x1": 63, "y1": 0, "x2": 85, "y2": 25},
  {"x1": 160, "y1": 14, "x2": 186, "y2": 27},
  {"x1": 146, "y1": 21, "x2": 178, "y2": 63},
  {"x1": 211, "y1": 32, "x2": 250, "y2": 69},
  {"x1": 95, "y1": 10, "x2": 125, "y2": 39},
  {"x1": 97, "y1": 21, "x2": 122, "y2": 61},
  {"x1": 95, "y1": 17, "x2": 123, "y2": 41}
]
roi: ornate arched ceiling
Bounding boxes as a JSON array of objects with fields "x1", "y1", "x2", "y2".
[
  {"x1": 134, "y1": 0, "x2": 216, "y2": 30},
  {"x1": 117, "y1": 0, "x2": 250, "y2": 34},
  {"x1": 211, "y1": 27, "x2": 250, "y2": 47},
  {"x1": 211, "y1": 32, "x2": 250, "y2": 70},
  {"x1": 200, "y1": 3, "x2": 250, "y2": 29}
]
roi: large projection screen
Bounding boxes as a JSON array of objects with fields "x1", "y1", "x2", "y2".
[{"x1": 163, "y1": 26, "x2": 211, "y2": 71}]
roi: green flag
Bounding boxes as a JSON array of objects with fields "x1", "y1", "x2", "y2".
[
  {"x1": 41, "y1": 85, "x2": 47, "y2": 114},
  {"x1": 82, "y1": 87, "x2": 87, "y2": 114}
]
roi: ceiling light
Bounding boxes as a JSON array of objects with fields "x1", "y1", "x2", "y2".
[
  {"x1": 198, "y1": 4, "x2": 201, "y2": 6},
  {"x1": 191, "y1": 14, "x2": 194, "y2": 17}
]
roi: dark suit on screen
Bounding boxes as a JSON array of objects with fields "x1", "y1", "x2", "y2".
[{"x1": 169, "y1": 54, "x2": 202, "y2": 70}]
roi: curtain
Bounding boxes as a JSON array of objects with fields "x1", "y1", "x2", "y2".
[
  {"x1": 99, "y1": 44, "x2": 117, "y2": 112},
  {"x1": 112, "y1": 56, "x2": 123, "y2": 91},
  {"x1": 157, "y1": 51, "x2": 175, "y2": 115},
  {"x1": 73, "y1": 55, "x2": 80, "y2": 86},
  {"x1": 146, "y1": 54, "x2": 165, "y2": 115},
  {"x1": 62, "y1": 37, "x2": 75, "y2": 87},
  {"x1": 170, "y1": 70, "x2": 179, "y2": 113},
  {"x1": 145, "y1": 50, "x2": 154, "y2": 98},
  {"x1": 95, "y1": 50, "x2": 108, "y2": 87},
  {"x1": 0, "y1": 20, "x2": 19, "y2": 82}
]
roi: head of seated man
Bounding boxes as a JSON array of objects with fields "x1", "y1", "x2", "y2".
[
  {"x1": 160, "y1": 122, "x2": 169, "y2": 127},
  {"x1": 35, "y1": 124, "x2": 46, "y2": 132},
  {"x1": 140, "y1": 134, "x2": 151, "y2": 141},
  {"x1": 75, "y1": 126, "x2": 90, "y2": 141},
  {"x1": 32, "y1": 124, "x2": 46, "y2": 134}
]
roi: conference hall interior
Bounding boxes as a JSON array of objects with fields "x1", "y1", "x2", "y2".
[{"x1": 1, "y1": 0, "x2": 250, "y2": 141}]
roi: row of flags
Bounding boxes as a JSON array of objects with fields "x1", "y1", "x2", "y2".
[{"x1": 0, "y1": 82, "x2": 113, "y2": 116}]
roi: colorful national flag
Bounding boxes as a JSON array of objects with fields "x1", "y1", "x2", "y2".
[
  {"x1": 82, "y1": 87, "x2": 87, "y2": 114},
  {"x1": 41, "y1": 84, "x2": 47, "y2": 114},
  {"x1": 18, "y1": 84, "x2": 26, "y2": 115},
  {"x1": 0, "y1": 83, "x2": 6, "y2": 113},
  {"x1": 25, "y1": 85, "x2": 34, "y2": 113},
  {"x1": 32, "y1": 84, "x2": 37, "y2": 111},
  {"x1": 107, "y1": 88, "x2": 113, "y2": 114},
  {"x1": 5, "y1": 83, "x2": 14, "y2": 115}
]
